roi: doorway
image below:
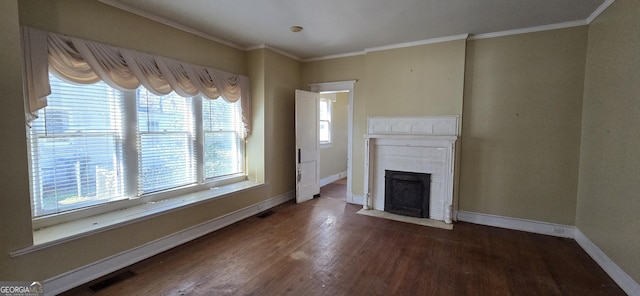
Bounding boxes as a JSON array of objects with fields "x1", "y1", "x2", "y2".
[
  {"x1": 317, "y1": 92, "x2": 348, "y2": 201},
  {"x1": 309, "y1": 81, "x2": 356, "y2": 204}
]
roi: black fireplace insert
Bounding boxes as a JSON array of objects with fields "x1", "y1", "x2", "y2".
[{"x1": 384, "y1": 170, "x2": 431, "y2": 218}]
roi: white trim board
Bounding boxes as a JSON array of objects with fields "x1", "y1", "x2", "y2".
[
  {"x1": 351, "y1": 194, "x2": 365, "y2": 206},
  {"x1": 586, "y1": 0, "x2": 616, "y2": 24},
  {"x1": 303, "y1": 51, "x2": 366, "y2": 62},
  {"x1": 456, "y1": 211, "x2": 575, "y2": 238},
  {"x1": 100, "y1": 0, "x2": 616, "y2": 62},
  {"x1": 43, "y1": 196, "x2": 639, "y2": 295},
  {"x1": 468, "y1": 20, "x2": 586, "y2": 41},
  {"x1": 575, "y1": 229, "x2": 640, "y2": 296},
  {"x1": 466, "y1": 0, "x2": 613, "y2": 41},
  {"x1": 246, "y1": 44, "x2": 302, "y2": 61},
  {"x1": 43, "y1": 191, "x2": 294, "y2": 296},
  {"x1": 319, "y1": 171, "x2": 347, "y2": 187},
  {"x1": 97, "y1": 0, "x2": 244, "y2": 51},
  {"x1": 365, "y1": 34, "x2": 469, "y2": 53},
  {"x1": 456, "y1": 210, "x2": 639, "y2": 295}
]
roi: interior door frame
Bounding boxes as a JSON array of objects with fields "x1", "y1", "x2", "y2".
[{"x1": 309, "y1": 80, "x2": 358, "y2": 204}]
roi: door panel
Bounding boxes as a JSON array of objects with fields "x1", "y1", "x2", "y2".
[{"x1": 295, "y1": 90, "x2": 320, "y2": 203}]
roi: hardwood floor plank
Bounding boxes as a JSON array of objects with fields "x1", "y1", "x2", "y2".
[{"x1": 61, "y1": 184, "x2": 625, "y2": 296}]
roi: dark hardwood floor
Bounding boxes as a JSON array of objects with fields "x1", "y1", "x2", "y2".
[
  {"x1": 61, "y1": 180, "x2": 624, "y2": 296},
  {"x1": 319, "y1": 178, "x2": 347, "y2": 201}
]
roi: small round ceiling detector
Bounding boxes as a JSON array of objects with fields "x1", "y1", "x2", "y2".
[{"x1": 290, "y1": 26, "x2": 304, "y2": 33}]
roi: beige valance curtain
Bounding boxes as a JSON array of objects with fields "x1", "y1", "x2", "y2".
[{"x1": 22, "y1": 27, "x2": 252, "y2": 135}]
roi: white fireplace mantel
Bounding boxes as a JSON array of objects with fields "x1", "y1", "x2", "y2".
[{"x1": 363, "y1": 116, "x2": 458, "y2": 223}]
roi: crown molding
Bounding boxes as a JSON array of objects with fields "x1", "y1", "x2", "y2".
[
  {"x1": 303, "y1": 51, "x2": 367, "y2": 62},
  {"x1": 468, "y1": 0, "x2": 615, "y2": 41},
  {"x1": 244, "y1": 44, "x2": 266, "y2": 52},
  {"x1": 305, "y1": 34, "x2": 469, "y2": 62},
  {"x1": 365, "y1": 33, "x2": 470, "y2": 53},
  {"x1": 99, "y1": 0, "x2": 616, "y2": 62},
  {"x1": 246, "y1": 44, "x2": 302, "y2": 61},
  {"x1": 98, "y1": 0, "x2": 244, "y2": 51},
  {"x1": 468, "y1": 20, "x2": 587, "y2": 41},
  {"x1": 264, "y1": 45, "x2": 302, "y2": 61},
  {"x1": 586, "y1": 0, "x2": 615, "y2": 24}
]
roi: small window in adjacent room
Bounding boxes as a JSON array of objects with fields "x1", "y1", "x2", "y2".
[{"x1": 319, "y1": 97, "x2": 332, "y2": 145}]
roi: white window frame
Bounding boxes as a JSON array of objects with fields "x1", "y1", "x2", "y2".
[
  {"x1": 29, "y1": 75, "x2": 247, "y2": 229},
  {"x1": 319, "y1": 96, "x2": 333, "y2": 146}
]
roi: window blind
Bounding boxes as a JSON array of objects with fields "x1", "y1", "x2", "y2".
[
  {"x1": 202, "y1": 98, "x2": 245, "y2": 179},
  {"x1": 137, "y1": 89, "x2": 196, "y2": 194},
  {"x1": 29, "y1": 76, "x2": 126, "y2": 217},
  {"x1": 28, "y1": 74, "x2": 246, "y2": 218}
]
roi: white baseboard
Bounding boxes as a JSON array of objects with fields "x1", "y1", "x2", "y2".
[
  {"x1": 44, "y1": 198, "x2": 639, "y2": 296},
  {"x1": 43, "y1": 191, "x2": 294, "y2": 296},
  {"x1": 575, "y1": 229, "x2": 640, "y2": 296},
  {"x1": 319, "y1": 171, "x2": 347, "y2": 187},
  {"x1": 456, "y1": 210, "x2": 640, "y2": 295},
  {"x1": 350, "y1": 194, "x2": 365, "y2": 206},
  {"x1": 456, "y1": 211, "x2": 575, "y2": 238}
]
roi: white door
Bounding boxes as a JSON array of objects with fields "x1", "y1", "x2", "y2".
[{"x1": 295, "y1": 89, "x2": 320, "y2": 203}]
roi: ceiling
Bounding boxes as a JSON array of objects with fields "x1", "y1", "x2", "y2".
[{"x1": 100, "y1": 0, "x2": 609, "y2": 61}]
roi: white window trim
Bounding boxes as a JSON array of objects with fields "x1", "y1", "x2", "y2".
[
  {"x1": 29, "y1": 79, "x2": 248, "y2": 229},
  {"x1": 32, "y1": 173, "x2": 248, "y2": 230},
  {"x1": 12, "y1": 180, "x2": 265, "y2": 255},
  {"x1": 319, "y1": 97, "x2": 333, "y2": 145}
]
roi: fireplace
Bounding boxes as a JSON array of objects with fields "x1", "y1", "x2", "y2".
[
  {"x1": 363, "y1": 116, "x2": 458, "y2": 223},
  {"x1": 384, "y1": 170, "x2": 431, "y2": 218}
]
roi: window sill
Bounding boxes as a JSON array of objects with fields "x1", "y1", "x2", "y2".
[
  {"x1": 320, "y1": 143, "x2": 333, "y2": 149},
  {"x1": 11, "y1": 180, "x2": 263, "y2": 257}
]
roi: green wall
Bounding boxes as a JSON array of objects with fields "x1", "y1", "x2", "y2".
[
  {"x1": 302, "y1": 55, "x2": 367, "y2": 192},
  {"x1": 302, "y1": 40, "x2": 467, "y2": 197},
  {"x1": 0, "y1": 0, "x2": 34, "y2": 264},
  {"x1": 18, "y1": 0, "x2": 245, "y2": 74},
  {"x1": 2, "y1": 0, "x2": 638, "y2": 290},
  {"x1": 363, "y1": 41, "x2": 466, "y2": 118},
  {"x1": 302, "y1": 19, "x2": 638, "y2": 286},
  {"x1": 577, "y1": 0, "x2": 640, "y2": 283},
  {"x1": 461, "y1": 27, "x2": 587, "y2": 225},
  {"x1": 0, "y1": 0, "x2": 302, "y2": 283},
  {"x1": 303, "y1": 29, "x2": 586, "y2": 226},
  {"x1": 263, "y1": 49, "x2": 303, "y2": 195}
]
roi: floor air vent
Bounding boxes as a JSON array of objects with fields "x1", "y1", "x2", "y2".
[
  {"x1": 257, "y1": 210, "x2": 275, "y2": 218},
  {"x1": 89, "y1": 270, "x2": 136, "y2": 292}
]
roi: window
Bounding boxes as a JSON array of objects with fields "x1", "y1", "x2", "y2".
[
  {"x1": 202, "y1": 98, "x2": 245, "y2": 179},
  {"x1": 137, "y1": 88, "x2": 196, "y2": 194},
  {"x1": 319, "y1": 97, "x2": 332, "y2": 144},
  {"x1": 28, "y1": 74, "x2": 245, "y2": 218}
]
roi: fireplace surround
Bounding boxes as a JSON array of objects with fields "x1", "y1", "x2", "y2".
[{"x1": 363, "y1": 116, "x2": 458, "y2": 223}]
